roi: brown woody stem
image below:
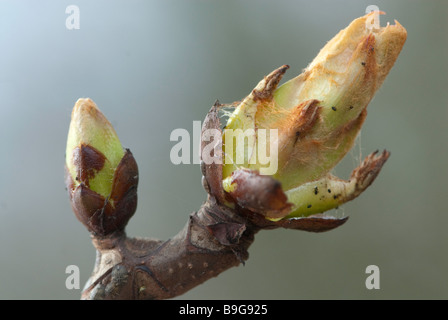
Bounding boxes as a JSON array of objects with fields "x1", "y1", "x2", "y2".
[{"x1": 81, "y1": 196, "x2": 260, "y2": 300}]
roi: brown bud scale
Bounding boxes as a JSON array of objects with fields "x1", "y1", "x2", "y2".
[{"x1": 66, "y1": 149, "x2": 138, "y2": 236}]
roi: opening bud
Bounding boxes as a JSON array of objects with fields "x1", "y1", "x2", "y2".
[{"x1": 201, "y1": 12, "x2": 406, "y2": 228}]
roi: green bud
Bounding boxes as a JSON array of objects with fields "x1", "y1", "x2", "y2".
[
  {"x1": 66, "y1": 98, "x2": 124, "y2": 198},
  {"x1": 65, "y1": 98, "x2": 138, "y2": 235}
]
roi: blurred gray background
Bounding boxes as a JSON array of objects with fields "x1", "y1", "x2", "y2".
[{"x1": 0, "y1": 0, "x2": 447, "y2": 300}]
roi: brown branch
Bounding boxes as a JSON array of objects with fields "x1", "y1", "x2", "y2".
[
  {"x1": 81, "y1": 197, "x2": 258, "y2": 300},
  {"x1": 80, "y1": 192, "x2": 350, "y2": 300}
]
